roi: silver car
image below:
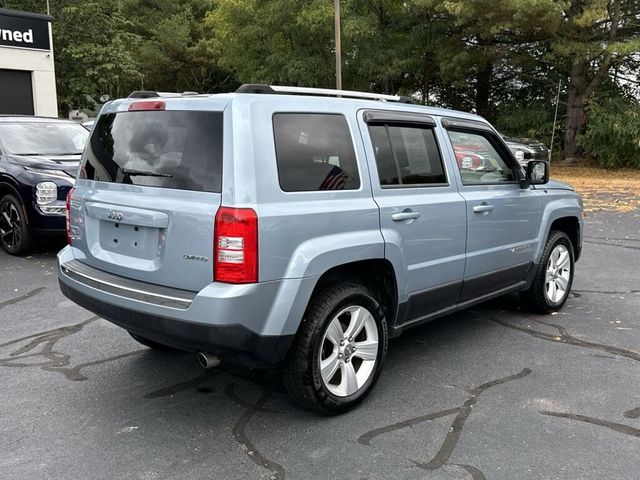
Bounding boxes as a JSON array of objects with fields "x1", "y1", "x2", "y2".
[{"x1": 58, "y1": 86, "x2": 583, "y2": 412}]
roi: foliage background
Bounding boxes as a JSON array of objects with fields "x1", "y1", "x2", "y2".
[{"x1": 1, "y1": 0, "x2": 639, "y2": 166}]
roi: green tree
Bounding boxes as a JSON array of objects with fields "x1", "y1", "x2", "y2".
[
  {"x1": 426, "y1": 0, "x2": 563, "y2": 120},
  {"x1": 0, "y1": 0, "x2": 44, "y2": 12},
  {"x1": 205, "y1": 0, "x2": 450, "y2": 101},
  {"x1": 550, "y1": 0, "x2": 640, "y2": 162},
  {"x1": 578, "y1": 85, "x2": 640, "y2": 167},
  {"x1": 341, "y1": 1, "x2": 416, "y2": 94},
  {"x1": 424, "y1": 0, "x2": 640, "y2": 161},
  {"x1": 342, "y1": 1, "x2": 453, "y2": 103},
  {"x1": 206, "y1": 0, "x2": 336, "y2": 87},
  {"x1": 4, "y1": 0, "x2": 640, "y2": 168},
  {"x1": 53, "y1": 0, "x2": 140, "y2": 113},
  {"x1": 122, "y1": 0, "x2": 236, "y2": 93}
]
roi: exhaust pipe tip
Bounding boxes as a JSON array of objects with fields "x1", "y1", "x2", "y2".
[{"x1": 197, "y1": 352, "x2": 221, "y2": 369}]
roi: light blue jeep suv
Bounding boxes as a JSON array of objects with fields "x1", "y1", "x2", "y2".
[{"x1": 58, "y1": 85, "x2": 583, "y2": 413}]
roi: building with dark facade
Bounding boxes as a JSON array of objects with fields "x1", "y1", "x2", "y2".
[{"x1": 0, "y1": 8, "x2": 57, "y2": 116}]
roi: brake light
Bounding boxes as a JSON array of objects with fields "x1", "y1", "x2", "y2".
[
  {"x1": 128, "y1": 100, "x2": 166, "y2": 111},
  {"x1": 66, "y1": 187, "x2": 75, "y2": 244},
  {"x1": 214, "y1": 207, "x2": 258, "y2": 284}
]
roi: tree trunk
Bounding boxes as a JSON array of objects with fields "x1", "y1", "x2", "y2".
[
  {"x1": 563, "y1": 59, "x2": 588, "y2": 163},
  {"x1": 561, "y1": 0, "x2": 620, "y2": 163},
  {"x1": 563, "y1": 93, "x2": 586, "y2": 162},
  {"x1": 475, "y1": 61, "x2": 493, "y2": 120}
]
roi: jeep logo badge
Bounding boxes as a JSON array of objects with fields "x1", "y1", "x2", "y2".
[{"x1": 107, "y1": 210, "x2": 124, "y2": 221}]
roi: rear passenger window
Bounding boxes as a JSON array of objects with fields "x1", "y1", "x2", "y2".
[
  {"x1": 368, "y1": 124, "x2": 447, "y2": 186},
  {"x1": 273, "y1": 113, "x2": 360, "y2": 192}
]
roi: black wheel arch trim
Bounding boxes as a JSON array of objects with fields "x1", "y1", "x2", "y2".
[
  {"x1": 0, "y1": 178, "x2": 29, "y2": 224},
  {"x1": 0, "y1": 178, "x2": 23, "y2": 200}
]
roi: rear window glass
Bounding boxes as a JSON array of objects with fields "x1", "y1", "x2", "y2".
[
  {"x1": 82, "y1": 111, "x2": 223, "y2": 192},
  {"x1": 273, "y1": 113, "x2": 360, "y2": 192}
]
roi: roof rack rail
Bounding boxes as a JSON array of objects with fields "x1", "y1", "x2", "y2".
[
  {"x1": 127, "y1": 91, "x2": 199, "y2": 99},
  {"x1": 235, "y1": 84, "x2": 413, "y2": 103}
]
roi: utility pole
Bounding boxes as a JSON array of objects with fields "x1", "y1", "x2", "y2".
[
  {"x1": 334, "y1": 0, "x2": 342, "y2": 90},
  {"x1": 550, "y1": 79, "x2": 562, "y2": 160}
]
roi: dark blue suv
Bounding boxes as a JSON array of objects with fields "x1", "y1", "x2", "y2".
[{"x1": 0, "y1": 116, "x2": 89, "y2": 255}]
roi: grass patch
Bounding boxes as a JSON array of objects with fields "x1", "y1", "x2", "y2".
[{"x1": 550, "y1": 165, "x2": 640, "y2": 213}]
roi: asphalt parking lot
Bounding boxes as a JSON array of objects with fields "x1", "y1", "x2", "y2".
[{"x1": 1, "y1": 209, "x2": 639, "y2": 480}]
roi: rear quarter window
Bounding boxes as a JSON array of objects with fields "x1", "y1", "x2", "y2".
[
  {"x1": 273, "y1": 113, "x2": 360, "y2": 192},
  {"x1": 82, "y1": 110, "x2": 223, "y2": 192}
]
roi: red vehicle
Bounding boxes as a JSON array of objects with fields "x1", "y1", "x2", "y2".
[
  {"x1": 450, "y1": 132, "x2": 495, "y2": 170},
  {"x1": 453, "y1": 148, "x2": 484, "y2": 169}
]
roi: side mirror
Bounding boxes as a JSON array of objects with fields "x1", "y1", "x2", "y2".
[{"x1": 526, "y1": 160, "x2": 549, "y2": 185}]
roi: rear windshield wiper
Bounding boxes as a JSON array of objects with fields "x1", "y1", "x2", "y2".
[{"x1": 121, "y1": 168, "x2": 173, "y2": 178}]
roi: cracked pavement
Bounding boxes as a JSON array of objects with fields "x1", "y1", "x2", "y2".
[{"x1": 1, "y1": 208, "x2": 639, "y2": 480}]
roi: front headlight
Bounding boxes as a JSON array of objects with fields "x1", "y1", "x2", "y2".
[
  {"x1": 36, "y1": 182, "x2": 57, "y2": 205},
  {"x1": 515, "y1": 150, "x2": 525, "y2": 162}
]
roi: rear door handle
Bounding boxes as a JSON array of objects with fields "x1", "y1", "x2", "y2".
[
  {"x1": 472, "y1": 204, "x2": 494, "y2": 213},
  {"x1": 391, "y1": 210, "x2": 421, "y2": 221}
]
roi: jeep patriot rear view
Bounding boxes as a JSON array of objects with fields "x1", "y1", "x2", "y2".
[{"x1": 58, "y1": 85, "x2": 583, "y2": 413}]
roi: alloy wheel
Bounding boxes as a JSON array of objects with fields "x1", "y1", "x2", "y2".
[
  {"x1": 545, "y1": 244, "x2": 571, "y2": 303},
  {"x1": 318, "y1": 305, "x2": 379, "y2": 397},
  {"x1": 0, "y1": 200, "x2": 22, "y2": 251}
]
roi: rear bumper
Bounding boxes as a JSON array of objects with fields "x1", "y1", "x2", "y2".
[
  {"x1": 59, "y1": 281, "x2": 292, "y2": 367},
  {"x1": 57, "y1": 246, "x2": 317, "y2": 367}
]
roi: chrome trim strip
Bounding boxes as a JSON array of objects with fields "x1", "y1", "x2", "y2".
[
  {"x1": 37, "y1": 205, "x2": 66, "y2": 215},
  {"x1": 61, "y1": 259, "x2": 196, "y2": 309}
]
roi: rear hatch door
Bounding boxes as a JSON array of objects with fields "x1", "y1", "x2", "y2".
[{"x1": 70, "y1": 101, "x2": 224, "y2": 292}]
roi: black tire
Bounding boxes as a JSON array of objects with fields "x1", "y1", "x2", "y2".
[
  {"x1": 0, "y1": 194, "x2": 32, "y2": 256},
  {"x1": 129, "y1": 332, "x2": 177, "y2": 351},
  {"x1": 282, "y1": 283, "x2": 388, "y2": 414},
  {"x1": 521, "y1": 230, "x2": 575, "y2": 314}
]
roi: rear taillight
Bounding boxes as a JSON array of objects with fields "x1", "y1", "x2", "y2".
[
  {"x1": 65, "y1": 187, "x2": 75, "y2": 244},
  {"x1": 214, "y1": 207, "x2": 258, "y2": 284}
]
